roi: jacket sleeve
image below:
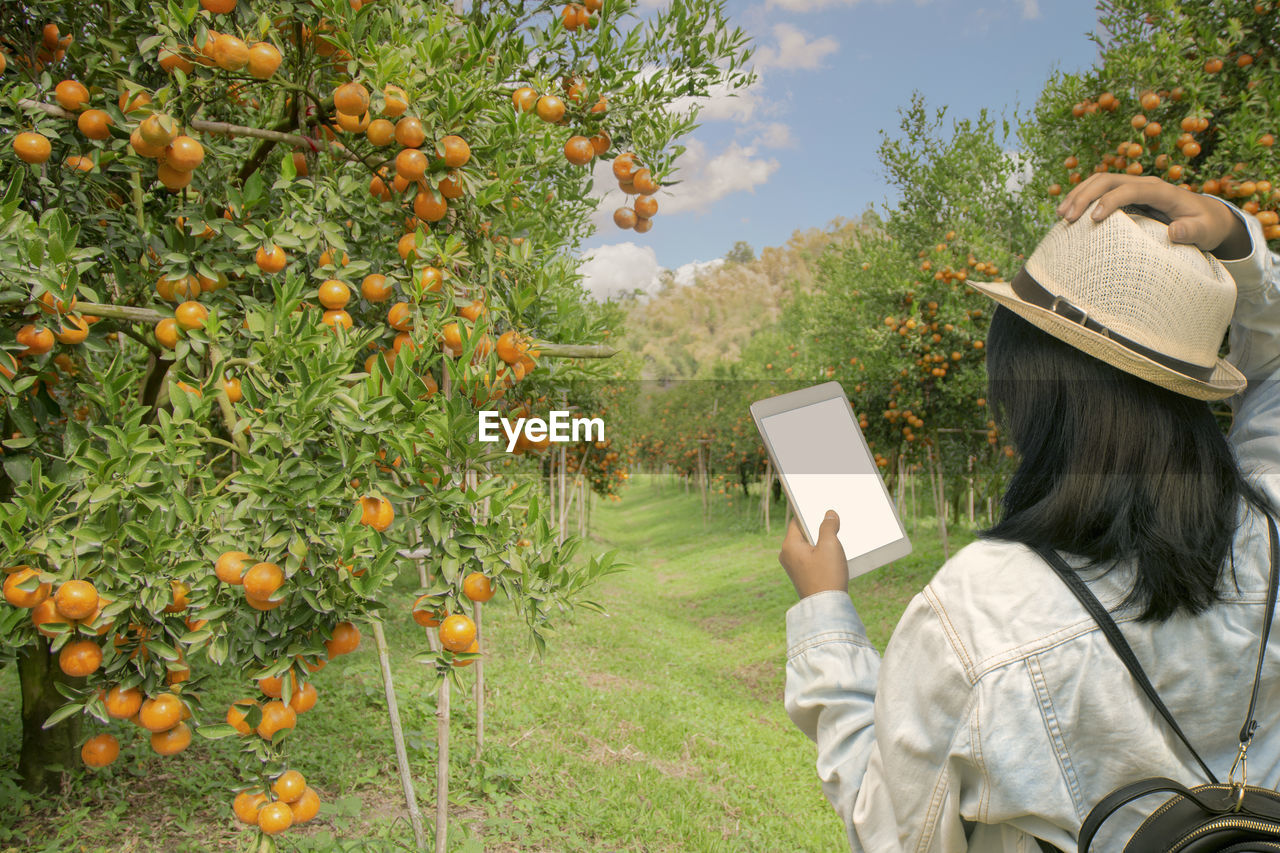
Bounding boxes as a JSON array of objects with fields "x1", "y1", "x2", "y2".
[
  {"x1": 1218, "y1": 201, "x2": 1280, "y2": 478},
  {"x1": 784, "y1": 588, "x2": 979, "y2": 852}
]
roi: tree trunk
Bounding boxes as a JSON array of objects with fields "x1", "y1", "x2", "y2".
[{"x1": 19, "y1": 643, "x2": 82, "y2": 794}]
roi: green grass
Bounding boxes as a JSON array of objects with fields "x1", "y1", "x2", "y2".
[{"x1": 0, "y1": 474, "x2": 976, "y2": 852}]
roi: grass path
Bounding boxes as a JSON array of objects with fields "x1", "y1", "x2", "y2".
[{"x1": 0, "y1": 474, "x2": 972, "y2": 852}]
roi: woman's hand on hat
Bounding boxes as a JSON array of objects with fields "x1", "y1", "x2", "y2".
[
  {"x1": 1056, "y1": 174, "x2": 1250, "y2": 258},
  {"x1": 779, "y1": 510, "x2": 849, "y2": 599}
]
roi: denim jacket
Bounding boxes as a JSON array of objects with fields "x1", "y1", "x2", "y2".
[{"x1": 784, "y1": 202, "x2": 1280, "y2": 853}]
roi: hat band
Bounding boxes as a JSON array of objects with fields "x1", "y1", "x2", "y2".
[{"x1": 1010, "y1": 267, "x2": 1216, "y2": 382}]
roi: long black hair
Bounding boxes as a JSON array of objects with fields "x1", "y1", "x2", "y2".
[{"x1": 981, "y1": 304, "x2": 1273, "y2": 622}]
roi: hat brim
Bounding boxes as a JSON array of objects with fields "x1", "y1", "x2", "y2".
[{"x1": 967, "y1": 278, "x2": 1246, "y2": 402}]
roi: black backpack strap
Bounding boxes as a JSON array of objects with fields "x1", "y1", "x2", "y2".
[
  {"x1": 1238, "y1": 513, "x2": 1280, "y2": 749},
  {"x1": 1033, "y1": 546, "x2": 1219, "y2": 785}
]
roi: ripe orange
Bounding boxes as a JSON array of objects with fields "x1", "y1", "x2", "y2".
[
  {"x1": 334, "y1": 81, "x2": 370, "y2": 115},
  {"x1": 247, "y1": 42, "x2": 282, "y2": 78},
  {"x1": 383, "y1": 85, "x2": 410, "y2": 117},
  {"x1": 463, "y1": 573, "x2": 494, "y2": 602},
  {"x1": 613, "y1": 207, "x2": 637, "y2": 229},
  {"x1": 535, "y1": 95, "x2": 565, "y2": 123},
  {"x1": 590, "y1": 130, "x2": 611, "y2": 155},
  {"x1": 118, "y1": 89, "x2": 151, "y2": 114},
  {"x1": 396, "y1": 148, "x2": 428, "y2": 181},
  {"x1": 454, "y1": 638, "x2": 480, "y2": 667},
  {"x1": 256, "y1": 700, "x2": 298, "y2": 739},
  {"x1": 212, "y1": 34, "x2": 250, "y2": 70},
  {"x1": 164, "y1": 136, "x2": 204, "y2": 171},
  {"x1": 243, "y1": 562, "x2": 284, "y2": 600},
  {"x1": 151, "y1": 720, "x2": 191, "y2": 756},
  {"x1": 139, "y1": 693, "x2": 183, "y2": 732},
  {"x1": 441, "y1": 322, "x2": 464, "y2": 355},
  {"x1": 418, "y1": 266, "x2": 444, "y2": 294},
  {"x1": 325, "y1": 621, "x2": 361, "y2": 657},
  {"x1": 634, "y1": 196, "x2": 658, "y2": 219},
  {"x1": 54, "y1": 80, "x2": 90, "y2": 111},
  {"x1": 31, "y1": 599, "x2": 62, "y2": 637},
  {"x1": 291, "y1": 787, "x2": 321, "y2": 824},
  {"x1": 318, "y1": 279, "x2": 351, "y2": 309},
  {"x1": 4, "y1": 567, "x2": 51, "y2": 608},
  {"x1": 564, "y1": 136, "x2": 594, "y2": 166},
  {"x1": 163, "y1": 579, "x2": 190, "y2": 613},
  {"x1": 227, "y1": 698, "x2": 258, "y2": 735},
  {"x1": 140, "y1": 114, "x2": 177, "y2": 147},
  {"x1": 156, "y1": 162, "x2": 193, "y2": 192},
  {"x1": 54, "y1": 579, "x2": 98, "y2": 621},
  {"x1": 322, "y1": 309, "x2": 353, "y2": 330},
  {"x1": 255, "y1": 245, "x2": 288, "y2": 273},
  {"x1": 367, "y1": 118, "x2": 395, "y2": 146},
  {"x1": 413, "y1": 187, "x2": 447, "y2": 222},
  {"x1": 336, "y1": 111, "x2": 370, "y2": 133},
  {"x1": 397, "y1": 232, "x2": 419, "y2": 261},
  {"x1": 77, "y1": 109, "x2": 113, "y2": 141},
  {"x1": 81, "y1": 733, "x2": 120, "y2": 768},
  {"x1": 612, "y1": 152, "x2": 637, "y2": 181},
  {"x1": 387, "y1": 302, "x2": 413, "y2": 330},
  {"x1": 201, "y1": 0, "x2": 237, "y2": 11},
  {"x1": 53, "y1": 314, "x2": 90, "y2": 345},
  {"x1": 221, "y1": 376, "x2": 243, "y2": 403},
  {"x1": 13, "y1": 132, "x2": 51, "y2": 165},
  {"x1": 174, "y1": 300, "x2": 209, "y2": 330},
  {"x1": 439, "y1": 135, "x2": 470, "y2": 168},
  {"x1": 103, "y1": 685, "x2": 144, "y2": 720},
  {"x1": 439, "y1": 614, "x2": 477, "y2": 652},
  {"x1": 288, "y1": 681, "x2": 318, "y2": 714},
  {"x1": 258, "y1": 801, "x2": 294, "y2": 835},
  {"x1": 512, "y1": 86, "x2": 537, "y2": 112},
  {"x1": 60, "y1": 640, "x2": 103, "y2": 677},
  {"x1": 395, "y1": 117, "x2": 426, "y2": 148},
  {"x1": 439, "y1": 170, "x2": 465, "y2": 199},
  {"x1": 361, "y1": 274, "x2": 393, "y2": 302},
  {"x1": 412, "y1": 595, "x2": 443, "y2": 627},
  {"x1": 159, "y1": 48, "x2": 195, "y2": 74},
  {"x1": 233, "y1": 790, "x2": 268, "y2": 825},
  {"x1": 152, "y1": 318, "x2": 181, "y2": 352},
  {"x1": 273, "y1": 770, "x2": 307, "y2": 803}
]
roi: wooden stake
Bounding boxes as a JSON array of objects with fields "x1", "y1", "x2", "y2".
[
  {"x1": 435, "y1": 674, "x2": 450, "y2": 853},
  {"x1": 473, "y1": 601, "x2": 484, "y2": 762},
  {"x1": 373, "y1": 622, "x2": 427, "y2": 851}
]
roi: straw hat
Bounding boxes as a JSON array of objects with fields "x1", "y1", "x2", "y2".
[{"x1": 967, "y1": 200, "x2": 1245, "y2": 401}]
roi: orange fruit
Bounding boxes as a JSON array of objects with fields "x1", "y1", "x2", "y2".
[
  {"x1": 53, "y1": 314, "x2": 90, "y2": 345},
  {"x1": 335, "y1": 111, "x2": 370, "y2": 133},
  {"x1": 227, "y1": 699, "x2": 257, "y2": 735},
  {"x1": 288, "y1": 681, "x2": 318, "y2": 714},
  {"x1": 233, "y1": 790, "x2": 268, "y2": 825},
  {"x1": 387, "y1": 302, "x2": 413, "y2": 330},
  {"x1": 54, "y1": 80, "x2": 90, "y2": 111},
  {"x1": 174, "y1": 300, "x2": 209, "y2": 330},
  {"x1": 325, "y1": 621, "x2": 361, "y2": 657},
  {"x1": 31, "y1": 599, "x2": 63, "y2": 637},
  {"x1": 512, "y1": 87, "x2": 537, "y2": 112},
  {"x1": 159, "y1": 48, "x2": 195, "y2": 74},
  {"x1": 413, "y1": 186, "x2": 447, "y2": 222},
  {"x1": 157, "y1": 162, "x2": 193, "y2": 191},
  {"x1": 139, "y1": 694, "x2": 183, "y2": 732},
  {"x1": 163, "y1": 579, "x2": 190, "y2": 613},
  {"x1": 130, "y1": 128, "x2": 165, "y2": 158},
  {"x1": 256, "y1": 700, "x2": 297, "y2": 739},
  {"x1": 54, "y1": 579, "x2": 98, "y2": 621},
  {"x1": 318, "y1": 248, "x2": 349, "y2": 268},
  {"x1": 104, "y1": 685, "x2": 144, "y2": 719},
  {"x1": 77, "y1": 109, "x2": 113, "y2": 141},
  {"x1": 273, "y1": 770, "x2": 307, "y2": 803},
  {"x1": 258, "y1": 801, "x2": 294, "y2": 835},
  {"x1": 612, "y1": 152, "x2": 636, "y2": 181},
  {"x1": 395, "y1": 117, "x2": 426, "y2": 148},
  {"x1": 564, "y1": 136, "x2": 594, "y2": 166},
  {"x1": 361, "y1": 274, "x2": 393, "y2": 303},
  {"x1": 221, "y1": 376, "x2": 243, "y2": 403},
  {"x1": 322, "y1": 309, "x2": 353, "y2": 330},
  {"x1": 333, "y1": 81, "x2": 369, "y2": 115},
  {"x1": 397, "y1": 232, "x2": 419, "y2": 261},
  {"x1": 613, "y1": 207, "x2": 637, "y2": 229},
  {"x1": 291, "y1": 787, "x2": 321, "y2": 824},
  {"x1": 118, "y1": 89, "x2": 151, "y2": 114},
  {"x1": 318, "y1": 279, "x2": 351, "y2": 309},
  {"x1": 412, "y1": 595, "x2": 443, "y2": 627},
  {"x1": 590, "y1": 130, "x2": 611, "y2": 155},
  {"x1": 367, "y1": 118, "x2": 395, "y2": 146},
  {"x1": 13, "y1": 132, "x2": 51, "y2": 165},
  {"x1": 139, "y1": 114, "x2": 177, "y2": 148},
  {"x1": 454, "y1": 638, "x2": 480, "y2": 667},
  {"x1": 439, "y1": 614, "x2": 477, "y2": 652},
  {"x1": 395, "y1": 148, "x2": 428, "y2": 182},
  {"x1": 59, "y1": 640, "x2": 103, "y2": 677},
  {"x1": 201, "y1": 0, "x2": 237, "y2": 11},
  {"x1": 634, "y1": 196, "x2": 657, "y2": 219},
  {"x1": 16, "y1": 324, "x2": 55, "y2": 356},
  {"x1": 383, "y1": 85, "x2": 409, "y2": 117},
  {"x1": 633, "y1": 168, "x2": 658, "y2": 194},
  {"x1": 212, "y1": 34, "x2": 250, "y2": 70},
  {"x1": 4, "y1": 567, "x2": 50, "y2": 608},
  {"x1": 155, "y1": 318, "x2": 180, "y2": 349},
  {"x1": 463, "y1": 573, "x2": 494, "y2": 603},
  {"x1": 247, "y1": 42, "x2": 282, "y2": 79},
  {"x1": 151, "y1": 721, "x2": 191, "y2": 756},
  {"x1": 243, "y1": 562, "x2": 284, "y2": 600},
  {"x1": 535, "y1": 95, "x2": 565, "y2": 123},
  {"x1": 81, "y1": 733, "x2": 120, "y2": 768},
  {"x1": 164, "y1": 136, "x2": 204, "y2": 171},
  {"x1": 438, "y1": 135, "x2": 470, "y2": 168},
  {"x1": 439, "y1": 170, "x2": 465, "y2": 199},
  {"x1": 255, "y1": 245, "x2": 288, "y2": 273},
  {"x1": 359, "y1": 496, "x2": 394, "y2": 531}
]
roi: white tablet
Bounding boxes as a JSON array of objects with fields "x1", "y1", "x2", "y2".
[{"x1": 751, "y1": 381, "x2": 912, "y2": 578}]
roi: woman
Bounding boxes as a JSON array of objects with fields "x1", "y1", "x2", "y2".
[{"x1": 779, "y1": 173, "x2": 1280, "y2": 852}]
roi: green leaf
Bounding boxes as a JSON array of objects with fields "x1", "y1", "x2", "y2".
[
  {"x1": 196, "y1": 723, "x2": 241, "y2": 740},
  {"x1": 42, "y1": 701, "x2": 84, "y2": 729}
]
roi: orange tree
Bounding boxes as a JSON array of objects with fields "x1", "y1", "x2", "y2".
[{"x1": 0, "y1": 0, "x2": 753, "y2": 839}]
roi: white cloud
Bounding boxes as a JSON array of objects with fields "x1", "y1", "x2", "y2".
[
  {"x1": 765, "y1": 0, "x2": 904, "y2": 14},
  {"x1": 668, "y1": 75, "x2": 767, "y2": 124},
  {"x1": 753, "y1": 24, "x2": 839, "y2": 71},
  {"x1": 1020, "y1": 0, "x2": 1040, "y2": 18},
  {"x1": 672, "y1": 258, "x2": 725, "y2": 287},
  {"x1": 578, "y1": 243, "x2": 663, "y2": 300},
  {"x1": 755, "y1": 122, "x2": 796, "y2": 149}
]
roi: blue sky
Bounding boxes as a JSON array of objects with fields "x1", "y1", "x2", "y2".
[{"x1": 578, "y1": 0, "x2": 1103, "y2": 298}]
